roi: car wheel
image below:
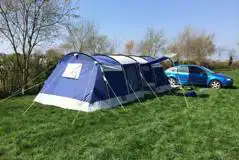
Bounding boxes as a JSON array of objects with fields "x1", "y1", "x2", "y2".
[
  {"x1": 209, "y1": 80, "x2": 222, "y2": 89},
  {"x1": 168, "y1": 77, "x2": 177, "y2": 87}
]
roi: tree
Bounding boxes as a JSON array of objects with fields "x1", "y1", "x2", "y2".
[
  {"x1": 62, "y1": 20, "x2": 97, "y2": 53},
  {"x1": 87, "y1": 35, "x2": 113, "y2": 53},
  {"x1": 138, "y1": 27, "x2": 166, "y2": 56},
  {"x1": 167, "y1": 26, "x2": 215, "y2": 63},
  {"x1": 31, "y1": 48, "x2": 63, "y2": 86},
  {"x1": 0, "y1": 54, "x2": 22, "y2": 94},
  {"x1": 125, "y1": 40, "x2": 135, "y2": 55},
  {"x1": 0, "y1": 0, "x2": 76, "y2": 93},
  {"x1": 107, "y1": 41, "x2": 117, "y2": 54},
  {"x1": 62, "y1": 20, "x2": 115, "y2": 54}
]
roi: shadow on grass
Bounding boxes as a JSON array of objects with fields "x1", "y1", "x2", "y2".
[
  {"x1": 120, "y1": 91, "x2": 210, "y2": 109},
  {"x1": 98, "y1": 89, "x2": 213, "y2": 111},
  {"x1": 157, "y1": 90, "x2": 210, "y2": 98},
  {"x1": 116, "y1": 93, "x2": 165, "y2": 107}
]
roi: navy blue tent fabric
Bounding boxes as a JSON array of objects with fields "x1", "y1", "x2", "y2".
[
  {"x1": 104, "y1": 71, "x2": 128, "y2": 97},
  {"x1": 139, "y1": 64, "x2": 154, "y2": 89},
  {"x1": 124, "y1": 64, "x2": 141, "y2": 92},
  {"x1": 153, "y1": 67, "x2": 170, "y2": 86},
  {"x1": 140, "y1": 64, "x2": 154, "y2": 83},
  {"x1": 90, "y1": 66, "x2": 109, "y2": 103}
]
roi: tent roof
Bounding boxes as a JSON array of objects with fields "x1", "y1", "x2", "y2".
[
  {"x1": 61, "y1": 52, "x2": 97, "y2": 63},
  {"x1": 93, "y1": 54, "x2": 138, "y2": 65},
  {"x1": 141, "y1": 56, "x2": 156, "y2": 62},
  {"x1": 93, "y1": 54, "x2": 120, "y2": 66},
  {"x1": 149, "y1": 56, "x2": 172, "y2": 65},
  {"x1": 130, "y1": 56, "x2": 148, "y2": 64},
  {"x1": 92, "y1": 54, "x2": 123, "y2": 71},
  {"x1": 109, "y1": 55, "x2": 137, "y2": 65}
]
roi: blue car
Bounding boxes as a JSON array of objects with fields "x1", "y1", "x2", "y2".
[{"x1": 165, "y1": 65, "x2": 233, "y2": 89}]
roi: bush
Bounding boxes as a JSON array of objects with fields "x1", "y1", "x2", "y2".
[
  {"x1": 0, "y1": 53, "x2": 62, "y2": 98},
  {"x1": 208, "y1": 61, "x2": 239, "y2": 71}
]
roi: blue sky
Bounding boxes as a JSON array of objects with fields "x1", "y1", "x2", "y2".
[
  {"x1": 79, "y1": 0, "x2": 238, "y2": 58},
  {"x1": 1, "y1": 0, "x2": 238, "y2": 59}
]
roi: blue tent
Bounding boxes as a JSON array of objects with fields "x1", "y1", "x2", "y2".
[
  {"x1": 34, "y1": 53, "x2": 172, "y2": 112},
  {"x1": 34, "y1": 52, "x2": 145, "y2": 112}
]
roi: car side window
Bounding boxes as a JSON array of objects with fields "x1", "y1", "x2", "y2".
[
  {"x1": 189, "y1": 66, "x2": 204, "y2": 74},
  {"x1": 177, "y1": 66, "x2": 189, "y2": 73}
]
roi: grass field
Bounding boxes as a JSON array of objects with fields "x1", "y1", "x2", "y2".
[{"x1": 0, "y1": 70, "x2": 239, "y2": 160}]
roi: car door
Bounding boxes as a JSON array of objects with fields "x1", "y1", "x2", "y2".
[
  {"x1": 188, "y1": 66, "x2": 208, "y2": 85},
  {"x1": 176, "y1": 65, "x2": 189, "y2": 85}
]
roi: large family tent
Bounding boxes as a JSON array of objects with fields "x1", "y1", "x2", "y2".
[
  {"x1": 34, "y1": 52, "x2": 145, "y2": 112},
  {"x1": 34, "y1": 52, "x2": 172, "y2": 112}
]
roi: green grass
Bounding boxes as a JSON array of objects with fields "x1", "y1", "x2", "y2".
[{"x1": 0, "y1": 70, "x2": 239, "y2": 160}]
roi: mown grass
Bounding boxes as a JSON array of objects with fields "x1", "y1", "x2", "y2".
[{"x1": 0, "y1": 70, "x2": 239, "y2": 160}]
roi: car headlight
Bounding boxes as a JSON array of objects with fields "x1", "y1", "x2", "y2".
[{"x1": 226, "y1": 78, "x2": 231, "y2": 81}]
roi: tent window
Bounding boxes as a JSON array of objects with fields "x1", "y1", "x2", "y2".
[{"x1": 62, "y1": 63, "x2": 83, "y2": 79}]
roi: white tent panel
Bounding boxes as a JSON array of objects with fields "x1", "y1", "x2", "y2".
[
  {"x1": 130, "y1": 56, "x2": 148, "y2": 64},
  {"x1": 109, "y1": 55, "x2": 136, "y2": 64},
  {"x1": 102, "y1": 65, "x2": 122, "y2": 71}
]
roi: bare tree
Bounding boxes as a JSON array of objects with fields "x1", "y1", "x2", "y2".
[
  {"x1": 138, "y1": 27, "x2": 166, "y2": 56},
  {"x1": 87, "y1": 35, "x2": 114, "y2": 53},
  {"x1": 0, "y1": 0, "x2": 76, "y2": 92},
  {"x1": 125, "y1": 40, "x2": 135, "y2": 55},
  {"x1": 62, "y1": 20, "x2": 115, "y2": 54},
  {"x1": 106, "y1": 41, "x2": 117, "y2": 54},
  {"x1": 62, "y1": 20, "x2": 97, "y2": 53},
  {"x1": 167, "y1": 26, "x2": 215, "y2": 63}
]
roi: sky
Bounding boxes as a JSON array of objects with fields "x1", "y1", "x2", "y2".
[
  {"x1": 78, "y1": 0, "x2": 239, "y2": 59},
  {"x1": 1, "y1": 0, "x2": 238, "y2": 59}
]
